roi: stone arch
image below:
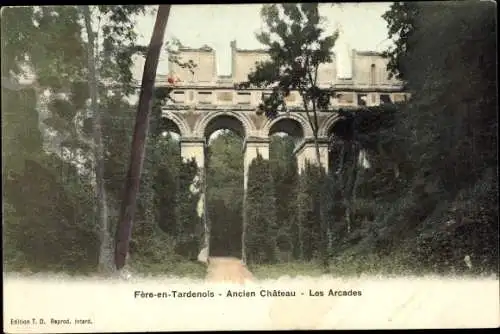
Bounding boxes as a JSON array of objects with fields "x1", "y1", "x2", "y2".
[
  {"x1": 261, "y1": 113, "x2": 313, "y2": 138},
  {"x1": 318, "y1": 113, "x2": 344, "y2": 138},
  {"x1": 160, "y1": 110, "x2": 191, "y2": 137},
  {"x1": 193, "y1": 110, "x2": 257, "y2": 139}
]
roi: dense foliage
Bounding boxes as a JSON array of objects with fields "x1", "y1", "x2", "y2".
[
  {"x1": 239, "y1": 3, "x2": 337, "y2": 162},
  {"x1": 3, "y1": 2, "x2": 497, "y2": 276},
  {"x1": 245, "y1": 154, "x2": 278, "y2": 264},
  {"x1": 1, "y1": 6, "x2": 196, "y2": 274},
  {"x1": 243, "y1": 1, "x2": 498, "y2": 274},
  {"x1": 269, "y1": 136, "x2": 300, "y2": 262},
  {"x1": 326, "y1": 1, "x2": 498, "y2": 274},
  {"x1": 206, "y1": 131, "x2": 244, "y2": 258}
]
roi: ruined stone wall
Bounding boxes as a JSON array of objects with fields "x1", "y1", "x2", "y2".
[
  {"x1": 351, "y1": 51, "x2": 399, "y2": 87},
  {"x1": 316, "y1": 57, "x2": 337, "y2": 87},
  {"x1": 169, "y1": 47, "x2": 217, "y2": 83},
  {"x1": 232, "y1": 50, "x2": 270, "y2": 84}
]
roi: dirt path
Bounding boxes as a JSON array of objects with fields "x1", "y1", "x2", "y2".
[{"x1": 205, "y1": 257, "x2": 255, "y2": 284}]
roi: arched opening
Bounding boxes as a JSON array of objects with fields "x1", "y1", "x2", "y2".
[
  {"x1": 204, "y1": 115, "x2": 246, "y2": 258},
  {"x1": 153, "y1": 117, "x2": 182, "y2": 237},
  {"x1": 156, "y1": 117, "x2": 182, "y2": 170},
  {"x1": 326, "y1": 115, "x2": 372, "y2": 175},
  {"x1": 269, "y1": 117, "x2": 304, "y2": 145},
  {"x1": 319, "y1": 114, "x2": 344, "y2": 174},
  {"x1": 157, "y1": 117, "x2": 182, "y2": 140},
  {"x1": 326, "y1": 117, "x2": 348, "y2": 175},
  {"x1": 204, "y1": 115, "x2": 246, "y2": 140},
  {"x1": 268, "y1": 118, "x2": 303, "y2": 262}
]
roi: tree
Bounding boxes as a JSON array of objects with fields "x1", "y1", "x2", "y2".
[
  {"x1": 2, "y1": 6, "x2": 197, "y2": 274},
  {"x1": 323, "y1": 0, "x2": 499, "y2": 274},
  {"x1": 31, "y1": 5, "x2": 152, "y2": 273},
  {"x1": 240, "y1": 3, "x2": 337, "y2": 168},
  {"x1": 206, "y1": 131, "x2": 244, "y2": 258},
  {"x1": 245, "y1": 154, "x2": 278, "y2": 264},
  {"x1": 175, "y1": 157, "x2": 202, "y2": 259},
  {"x1": 2, "y1": 6, "x2": 100, "y2": 273},
  {"x1": 270, "y1": 135, "x2": 299, "y2": 262},
  {"x1": 381, "y1": 2, "x2": 419, "y2": 83},
  {"x1": 328, "y1": 105, "x2": 401, "y2": 237},
  {"x1": 296, "y1": 162, "x2": 326, "y2": 261},
  {"x1": 152, "y1": 134, "x2": 180, "y2": 235},
  {"x1": 239, "y1": 3, "x2": 338, "y2": 267},
  {"x1": 114, "y1": 5, "x2": 172, "y2": 270},
  {"x1": 81, "y1": 5, "x2": 113, "y2": 273},
  {"x1": 2, "y1": 5, "x2": 159, "y2": 273}
]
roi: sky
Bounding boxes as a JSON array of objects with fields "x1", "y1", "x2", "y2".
[{"x1": 133, "y1": 3, "x2": 394, "y2": 77}]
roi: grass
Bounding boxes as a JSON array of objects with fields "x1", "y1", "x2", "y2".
[
  {"x1": 5, "y1": 253, "x2": 497, "y2": 279},
  {"x1": 128, "y1": 259, "x2": 330, "y2": 279},
  {"x1": 127, "y1": 255, "x2": 428, "y2": 279},
  {"x1": 128, "y1": 258, "x2": 207, "y2": 278},
  {"x1": 249, "y1": 261, "x2": 328, "y2": 279}
]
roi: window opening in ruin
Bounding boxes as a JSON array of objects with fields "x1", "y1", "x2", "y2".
[
  {"x1": 370, "y1": 64, "x2": 376, "y2": 86},
  {"x1": 380, "y1": 94, "x2": 392, "y2": 104}
]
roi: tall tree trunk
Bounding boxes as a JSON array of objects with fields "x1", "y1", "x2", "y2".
[
  {"x1": 313, "y1": 122, "x2": 330, "y2": 270},
  {"x1": 115, "y1": 5, "x2": 171, "y2": 270},
  {"x1": 302, "y1": 97, "x2": 330, "y2": 269},
  {"x1": 82, "y1": 6, "x2": 113, "y2": 273}
]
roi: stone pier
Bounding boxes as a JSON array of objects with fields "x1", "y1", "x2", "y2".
[
  {"x1": 295, "y1": 138, "x2": 330, "y2": 174},
  {"x1": 180, "y1": 138, "x2": 205, "y2": 168},
  {"x1": 180, "y1": 138, "x2": 208, "y2": 255}
]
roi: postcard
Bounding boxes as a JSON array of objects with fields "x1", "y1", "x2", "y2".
[{"x1": 3, "y1": 3, "x2": 499, "y2": 332}]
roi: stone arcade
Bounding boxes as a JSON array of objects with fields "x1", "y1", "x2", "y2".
[
  {"x1": 142, "y1": 41, "x2": 408, "y2": 183},
  {"x1": 130, "y1": 40, "x2": 408, "y2": 259}
]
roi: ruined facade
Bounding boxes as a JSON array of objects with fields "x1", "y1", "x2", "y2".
[
  {"x1": 133, "y1": 40, "x2": 409, "y2": 260},
  {"x1": 147, "y1": 41, "x2": 407, "y2": 186}
]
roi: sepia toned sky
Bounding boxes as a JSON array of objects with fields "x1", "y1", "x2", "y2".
[{"x1": 133, "y1": 3, "x2": 394, "y2": 76}]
